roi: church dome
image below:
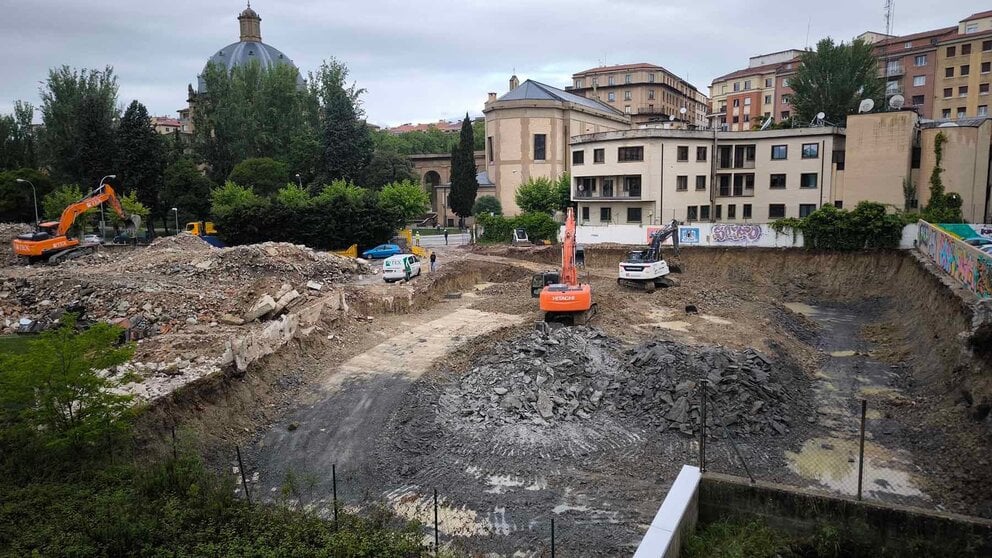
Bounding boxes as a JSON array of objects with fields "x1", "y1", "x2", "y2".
[{"x1": 197, "y1": 4, "x2": 303, "y2": 92}]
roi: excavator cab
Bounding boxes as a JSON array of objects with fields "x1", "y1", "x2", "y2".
[{"x1": 531, "y1": 271, "x2": 560, "y2": 298}]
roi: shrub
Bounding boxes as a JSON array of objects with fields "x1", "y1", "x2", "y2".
[
  {"x1": 378, "y1": 179, "x2": 429, "y2": 220},
  {"x1": 478, "y1": 211, "x2": 559, "y2": 243},
  {"x1": 473, "y1": 195, "x2": 502, "y2": 216},
  {"x1": 514, "y1": 177, "x2": 559, "y2": 214},
  {"x1": 772, "y1": 202, "x2": 905, "y2": 250},
  {"x1": 227, "y1": 157, "x2": 290, "y2": 196}
]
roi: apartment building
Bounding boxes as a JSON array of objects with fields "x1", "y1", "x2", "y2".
[
  {"x1": 708, "y1": 50, "x2": 802, "y2": 131},
  {"x1": 870, "y1": 27, "x2": 955, "y2": 118},
  {"x1": 569, "y1": 127, "x2": 844, "y2": 225},
  {"x1": 933, "y1": 11, "x2": 992, "y2": 119},
  {"x1": 150, "y1": 116, "x2": 182, "y2": 135},
  {"x1": 568, "y1": 64, "x2": 709, "y2": 127}
]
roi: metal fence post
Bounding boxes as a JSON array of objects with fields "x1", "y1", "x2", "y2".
[
  {"x1": 699, "y1": 379, "x2": 707, "y2": 472},
  {"x1": 332, "y1": 463, "x2": 339, "y2": 531},
  {"x1": 857, "y1": 399, "x2": 867, "y2": 501},
  {"x1": 236, "y1": 446, "x2": 252, "y2": 505},
  {"x1": 434, "y1": 488, "x2": 439, "y2": 556},
  {"x1": 551, "y1": 517, "x2": 556, "y2": 558}
]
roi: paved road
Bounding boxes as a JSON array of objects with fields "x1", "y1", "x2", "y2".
[{"x1": 413, "y1": 233, "x2": 471, "y2": 247}]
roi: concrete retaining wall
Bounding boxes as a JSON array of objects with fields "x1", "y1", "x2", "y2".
[
  {"x1": 917, "y1": 220, "x2": 992, "y2": 298},
  {"x1": 634, "y1": 465, "x2": 701, "y2": 558}
]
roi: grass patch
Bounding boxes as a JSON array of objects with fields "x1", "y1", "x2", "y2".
[
  {"x1": 0, "y1": 335, "x2": 33, "y2": 355},
  {"x1": 684, "y1": 519, "x2": 792, "y2": 558}
]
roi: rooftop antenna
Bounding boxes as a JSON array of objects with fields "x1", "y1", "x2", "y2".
[
  {"x1": 805, "y1": 17, "x2": 811, "y2": 49},
  {"x1": 884, "y1": 0, "x2": 895, "y2": 37}
]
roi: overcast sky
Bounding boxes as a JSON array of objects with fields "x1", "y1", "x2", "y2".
[{"x1": 0, "y1": 0, "x2": 979, "y2": 127}]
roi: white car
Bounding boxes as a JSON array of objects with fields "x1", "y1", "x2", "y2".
[
  {"x1": 382, "y1": 254, "x2": 421, "y2": 283},
  {"x1": 82, "y1": 234, "x2": 102, "y2": 244}
]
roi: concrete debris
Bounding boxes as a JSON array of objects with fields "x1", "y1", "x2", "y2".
[
  {"x1": 0, "y1": 223, "x2": 32, "y2": 266},
  {"x1": 245, "y1": 295, "x2": 277, "y2": 322},
  {"x1": 445, "y1": 326, "x2": 802, "y2": 438}
]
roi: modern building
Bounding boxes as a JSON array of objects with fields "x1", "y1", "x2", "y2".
[
  {"x1": 708, "y1": 50, "x2": 803, "y2": 131},
  {"x1": 568, "y1": 64, "x2": 709, "y2": 127},
  {"x1": 569, "y1": 126, "x2": 844, "y2": 225},
  {"x1": 933, "y1": 11, "x2": 992, "y2": 120},
  {"x1": 482, "y1": 76, "x2": 630, "y2": 215}
]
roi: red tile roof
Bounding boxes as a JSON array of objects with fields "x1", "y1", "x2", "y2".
[
  {"x1": 386, "y1": 120, "x2": 461, "y2": 134},
  {"x1": 964, "y1": 10, "x2": 992, "y2": 20},
  {"x1": 152, "y1": 117, "x2": 181, "y2": 127},
  {"x1": 873, "y1": 26, "x2": 956, "y2": 48},
  {"x1": 573, "y1": 63, "x2": 666, "y2": 77},
  {"x1": 710, "y1": 58, "x2": 799, "y2": 84}
]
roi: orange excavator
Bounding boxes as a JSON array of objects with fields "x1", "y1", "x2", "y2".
[
  {"x1": 535, "y1": 207, "x2": 596, "y2": 325},
  {"x1": 12, "y1": 183, "x2": 140, "y2": 263}
]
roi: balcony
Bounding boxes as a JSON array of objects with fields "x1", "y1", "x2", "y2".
[
  {"x1": 574, "y1": 189, "x2": 641, "y2": 201},
  {"x1": 884, "y1": 63, "x2": 905, "y2": 77}
]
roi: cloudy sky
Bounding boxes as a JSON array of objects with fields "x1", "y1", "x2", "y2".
[{"x1": 0, "y1": 0, "x2": 980, "y2": 127}]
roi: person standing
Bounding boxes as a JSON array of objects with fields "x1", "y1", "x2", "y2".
[
  {"x1": 430, "y1": 251, "x2": 437, "y2": 272},
  {"x1": 443, "y1": 229, "x2": 449, "y2": 245},
  {"x1": 415, "y1": 231, "x2": 422, "y2": 246}
]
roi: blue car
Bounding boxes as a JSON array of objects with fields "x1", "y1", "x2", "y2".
[{"x1": 362, "y1": 243, "x2": 401, "y2": 259}]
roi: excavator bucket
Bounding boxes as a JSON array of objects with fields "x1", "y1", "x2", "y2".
[{"x1": 126, "y1": 215, "x2": 142, "y2": 233}]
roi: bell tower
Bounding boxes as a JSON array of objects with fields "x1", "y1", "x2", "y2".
[{"x1": 238, "y1": 2, "x2": 262, "y2": 42}]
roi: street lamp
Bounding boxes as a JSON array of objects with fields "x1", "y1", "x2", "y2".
[
  {"x1": 14, "y1": 179, "x2": 39, "y2": 230},
  {"x1": 97, "y1": 174, "x2": 116, "y2": 241},
  {"x1": 295, "y1": 173, "x2": 303, "y2": 188},
  {"x1": 171, "y1": 207, "x2": 179, "y2": 234}
]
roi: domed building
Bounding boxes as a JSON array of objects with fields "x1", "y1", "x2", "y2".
[{"x1": 178, "y1": 4, "x2": 302, "y2": 133}]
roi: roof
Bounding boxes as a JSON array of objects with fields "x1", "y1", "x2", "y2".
[
  {"x1": 476, "y1": 170, "x2": 494, "y2": 186},
  {"x1": 496, "y1": 79, "x2": 623, "y2": 116},
  {"x1": 573, "y1": 63, "x2": 664, "y2": 77},
  {"x1": 198, "y1": 40, "x2": 302, "y2": 91},
  {"x1": 920, "y1": 117, "x2": 990, "y2": 129},
  {"x1": 873, "y1": 26, "x2": 956, "y2": 48},
  {"x1": 387, "y1": 120, "x2": 462, "y2": 134},
  {"x1": 711, "y1": 59, "x2": 797, "y2": 84},
  {"x1": 964, "y1": 10, "x2": 992, "y2": 20},
  {"x1": 152, "y1": 117, "x2": 181, "y2": 127}
]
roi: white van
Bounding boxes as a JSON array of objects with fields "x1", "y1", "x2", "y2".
[{"x1": 382, "y1": 254, "x2": 421, "y2": 283}]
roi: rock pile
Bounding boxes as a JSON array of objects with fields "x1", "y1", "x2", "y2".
[
  {"x1": 0, "y1": 223, "x2": 32, "y2": 265},
  {"x1": 444, "y1": 327, "x2": 805, "y2": 438}
]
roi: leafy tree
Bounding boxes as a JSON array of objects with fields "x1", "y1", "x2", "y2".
[
  {"x1": 0, "y1": 317, "x2": 133, "y2": 448},
  {"x1": 555, "y1": 172, "x2": 572, "y2": 212},
  {"x1": 38, "y1": 66, "x2": 120, "y2": 185},
  {"x1": 361, "y1": 149, "x2": 417, "y2": 189},
  {"x1": 473, "y1": 195, "x2": 502, "y2": 216},
  {"x1": 448, "y1": 114, "x2": 478, "y2": 224},
  {"x1": 210, "y1": 180, "x2": 265, "y2": 220},
  {"x1": 274, "y1": 183, "x2": 311, "y2": 209},
  {"x1": 115, "y1": 101, "x2": 165, "y2": 223},
  {"x1": 478, "y1": 212, "x2": 559, "y2": 243},
  {"x1": 107, "y1": 190, "x2": 150, "y2": 231},
  {"x1": 161, "y1": 158, "x2": 214, "y2": 230},
  {"x1": 788, "y1": 38, "x2": 884, "y2": 126},
  {"x1": 515, "y1": 176, "x2": 559, "y2": 214},
  {"x1": 227, "y1": 157, "x2": 290, "y2": 196},
  {"x1": 42, "y1": 184, "x2": 88, "y2": 223},
  {"x1": 0, "y1": 101, "x2": 37, "y2": 171},
  {"x1": 902, "y1": 177, "x2": 917, "y2": 212},
  {"x1": 472, "y1": 118, "x2": 485, "y2": 151},
  {"x1": 379, "y1": 180, "x2": 429, "y2": 220},
  {"x1": 313, "y1": 60, "x2": 373, "y2": 182},
  {"x1": 0, "y1": 168, "x2": 54, "y2": 224},
  {"x1": 921, "y1": 131, "x2": 963, "y2": 223}
]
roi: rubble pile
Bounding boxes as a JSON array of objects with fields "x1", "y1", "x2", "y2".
[
  {"x1": 0, "y1": 223, "x2": 31, "y2": 265},
  {"x1": 443, "y1": 327, "x2": 804, "y2": 438}
]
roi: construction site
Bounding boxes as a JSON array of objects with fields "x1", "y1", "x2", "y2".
[{"x1": 1, "y1": 216, "x2": 991, "y2": 556}]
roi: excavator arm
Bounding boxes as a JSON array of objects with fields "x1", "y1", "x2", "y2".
[{"x1": 55, "y1": 184, "x2": 137, "y2": 236}]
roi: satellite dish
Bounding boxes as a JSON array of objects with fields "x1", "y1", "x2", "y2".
[
  {"x1": 816, "y1": 111, "x2": 826, "y2": 121},
  {"x1": 889, "y1": 94, "x2": 905, "y2": 109},
  {"x1": 858, "y1": 99, "x2": 875, "y2": 113},
  {"x1": 669, "y1": 115, "x2": 676, "y2": 121},
  {"x1": 759, "y1": 117, "x2": 773, "y2": 131},
  {"x1": 937, "y1": 122, "x2": 959, "y2": 127},
  {"x1": 679, "y1": 107, "x2": 688, "y2": 115}
]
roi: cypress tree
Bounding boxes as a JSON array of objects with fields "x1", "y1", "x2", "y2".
[
  {"x1": 116, "y1": 101, "x2": 165, "y2": 220},
  {"x1": 318, "y1": 83, "x2": 372, "y2": 182},
  {"x1": 448, "y1": 114, "x2": 478, "y2": 225}
]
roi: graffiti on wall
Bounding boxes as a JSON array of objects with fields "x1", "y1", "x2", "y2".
[
  {"x1": 712, "y1": 224, "x2": 763, "y2": 243},
  {"x1": 918, "y1": 221, "x2": 992, "y2": 298},
  {"x1": 679, "y1": 228, "x2": 700, "y2": 244}
]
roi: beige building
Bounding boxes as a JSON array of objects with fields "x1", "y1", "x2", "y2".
[
  {"x1": 568, "y1": 63, "x2": 709, "y2": 127},
  {"x1": 709, "y1": 50, "x2": 803, "y2": 130},
  {"x1": 934, "y1": 11, "x2": 992, "y2": 120},
  {"x1": 150, "y1": 116, "x2": 182, "y2": 135},
  {"x1": 570, "y1": 127, "x2": 845, "y2": 224},
  {"x1": 483, "y1": 76, "x2": 630, "y2": 215}
]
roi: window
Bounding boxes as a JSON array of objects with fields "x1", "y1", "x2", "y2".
[
  {"x1": 727, "y1": 204, "x2": 736, "y2": 219},
  {"x1": 608, "y1": 92, "x2": 616, "y2": 102},
  {"x1": 979, "y1": 105, "x2": 989, "y2": 116},
  {"x1": 687, "y1": 206, "x2": 698, "y2": 221},
  {"x1": 733, "y1": 82, "x2": 740, "y2": 92},
  {"x1": 960, "y1": 86, "x2": 969, "y2": 96},
  {"x1": 649, "y1": 73, "x2": 656, "y2": 83},
  {"x1": 624, "y1": 105, "x2": 631, "y2": 114},
  {"x1": 624, "y1": 176, "x2": 641, "y2": 197},
  {"x1": 487, "y1": 137, "x2": 494, "y2": 162},
  {"x1": 695, "y1": 176, "x2": 706, "y2": 190},
  {"x1": 581, "y1": 206, "x2": 589, "y2": 221},
  {"x1": 942, "y1": 108, "x2": 951, "y2": 118},
  {"x1": 911, "y1": 146, "x2": 921, "y2": 169},
  {"x1": 915, "y1": 54, "x2": 927, "y2": 66},
  {"x1": 800, "y1": 173, "x2": 818, "y2": 189},
  {"x1": 947, "y1": 46, "x2": 956, "y2": 57},
  {"x1": 732, "y1": 173, "x2": 754, "y2": 196},
  {"x1": 833, "y1": 149, "x2": 845, "y2": 170},
  {"x1": 676, "y1": 175, "x2": 688, "y2": 191},
  {"x1": 624, "y1": 73, "x2": 632, "y2": 84},
  {"x1": 744, "y1": 80, "x2": 751, "y2": 90},
  {"x1": 985, "y1": 40, "x2": 992, "y2": 52},
  {"x1": 677, "y1": 146, "x2": 689, "y2": 161},
  {"x1": 834, "y1": 201, "x2": 843, "y2": 209},
  {"x1": 715, "y1": 205, "x2": 722, "y2": 220},
  {"x1": 944, "y1": 87, "x2": 953, "y2": 98},
  {"x1": 770, "y1": 174, "x2": 787, "y2": 189},
  {"x1": 982, "y1": 83, "x2": 990, "y2": 94},
  {"x1": 608, "y1": 75, "x2": 616, "y2": 86},
  {"x1": 966, "y1": 23, "x2": 978, "y2": 34},
  {"x1": 700, "y1": 205, "x2": 710, "y2": 220},
  {"x1": 533, "y1": 134, "x2": 546, "y2": 160},
  {"x1": 744, "y1": 97, "x2": 752, "y2": 106},
  {"x1": 983, "y1": 62, "x2": 991, "y2": 73},
  {"x1": 624, "y1": 90, "x2": 632, "y2": 101},
  {"x1": 886, "y1": 60, "x2": 901, "y2": 74},
  {"x1": 733, "y1": 99, "x2": 740, "y2": 107},
  {"x1": 781, "y1": 94, "x2": 791, "y2": 104},
  {"x1": 962, "y1": 44, "x2": 972, "y2": 55},
  {"x1": 765, "y1": 78, "x2": 773, "y2": 87},
  {"x1": 717, "y1": 174, "x2": 731, "y2": 196},
  {"x1": 575, "y1": 78, "x2": 584, "y2": 88},
  {"x1": 912, "y1": 95, "x2": 925, "y2": 105},
  {"x1": 577, "y1": 177, "x2": 596, "y2": 196},
  {"x1": 782, "y1": 78, "x2": 789, "y2": 87},
  {"x1": 594, "y1": 148, "x2": 605, "y2": 163},
  {"x1": 768, "y1": 204, "x2": 786, "y2": 219},
  {"x1": 913, "y1": 75, "x2": 926, "y2": 87},
  {"x1": 764, "y1": 95, "x2": 772, "y2": 104},
  {"x1": 732, "y1": 116, "x2": 740, "y2": 124},
  {"x1": 618, "y1": 146, "x2": 643, "y2": 161},
  {"x1": 627, "y1": 207, "x2": 641, "y2": 223},
  {"x1": 696, "y1": 146, "x2": 707, "y2": 161},
  {"x1": 743, "y1": 204, "x2": 752, "y2": 219},
  {"x1": 572, "y1": 150, "x2": 584, "y2": 165},
  {"x1": 962, "y1": 65, "x2": 970, "y2": 76},
  {"x1": 648, "y1": 89, "x2": 655, "y2": 100},
  {"x1": 781, "y1": 111, "x2": 790, "y2": 119},
  {"x1": 799, "y1": 204, "x2": 816, "y2": 218},
  {"x1": 600, "y1": 207, "x2": 612, "y2": 222},
  {"x1": 904, "y1": 41, "x2": 912, "y2": 49},
  {"x1": 958, "y1": 107, "x2": 967, "y2": 118},
  {"x1": 602, "y1": 178, "x2": 614, "y2": 196},
  {"x1": 591, "y1": 77, "x2": 598, "y2": 86},
  {"x1": 802, "y1": 143, "x2": 819, "y2": 159},
  {"x1": 771, "y1": 145, "x2": 788, "y2": 160},
  {"x1": 945, "y1": 67, "x2": 954, "y2": 78}
]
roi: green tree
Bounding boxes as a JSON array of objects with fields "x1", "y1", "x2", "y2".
[
  {"x1": 38, "y1": 66, "x2": 120, "y2": 185},
  {"x1": 788, "y1": 38, "x2": 884, "y2": 126},
  {"x1": 274, "y1": 183, "x2": 312, "y2": 209},
  {"x1": 108, "y1": 190, "x2": 150, "y2": 231},
  {"x1": 115, "y1": 100, "x2": 165, "y2": 224},
  {"x1": 379, "y1": 180, "x2": 429, "y2": 220},
  {"x1": 227, "y1": 157, "x2": 290, "y2": 196},
  {"x1": 161, "y1": 158, "x2": 214, "y2": 230},
  {"x1": 473, "y1": 195, "x2": 502, "y2": 216},
  {"x1": 0, "y1": 168, "x2": 54, "y2": 224},
  {"x1": 554, "y1": 172, "x2": 572, "y2": 212},
  {"x1": 515, "y1": 176, "x2": 559, "y2": 214},
  {"x1": 361, "y1": 149, "x2": 417, "y2": 189},
  {"x1": 0, "y1": 317, "x2": 133, "y2": 448},
  {"x1": 921, "y1": 131, "x2": 964, "y2": 223},
  {"x1": 473, "y1": 118, "x2": 485, "y2": 151},
  {"x1": 313, "y1": 60, "x2": 373, "y2": 182},
  {"x1": 42, "y1": 184, "x2": 88, "y2": 223},
  {"x1": 0, "y1": 101, "x2": 37, "y2": 171},
  {"x1": 210, "y1": 180, "x2": 265, "y2": 219},
  {"x1": 448, "y1": 114, "x2": 478, "y2": 224}
]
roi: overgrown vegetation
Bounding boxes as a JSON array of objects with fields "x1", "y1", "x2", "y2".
[
  {"x1": 0, "y1": 320, "x2": 425, "y2": 556},
  {"x1": 771, "y1": 202, "x2": 906, "y2": 250},
  {"x1": 922, "y1": 132, "x2": 964, "y2": 223},
  {"x1": 477, "y1": 212, "x2": 559, "y2": 243}
]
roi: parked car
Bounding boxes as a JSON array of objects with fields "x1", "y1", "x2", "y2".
[
  {"x1": 362, "y1": 243, "x2": 401, "y2": 259},
  {"x1": 82, "y1": 234, "x2": 102, "y2": 244},
  {"x1": 963, "y1": 237, "x2": 992, "y2": 247},
  {"x1": 382, "y1": 254, "x2": 421, "y2": 283}
]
